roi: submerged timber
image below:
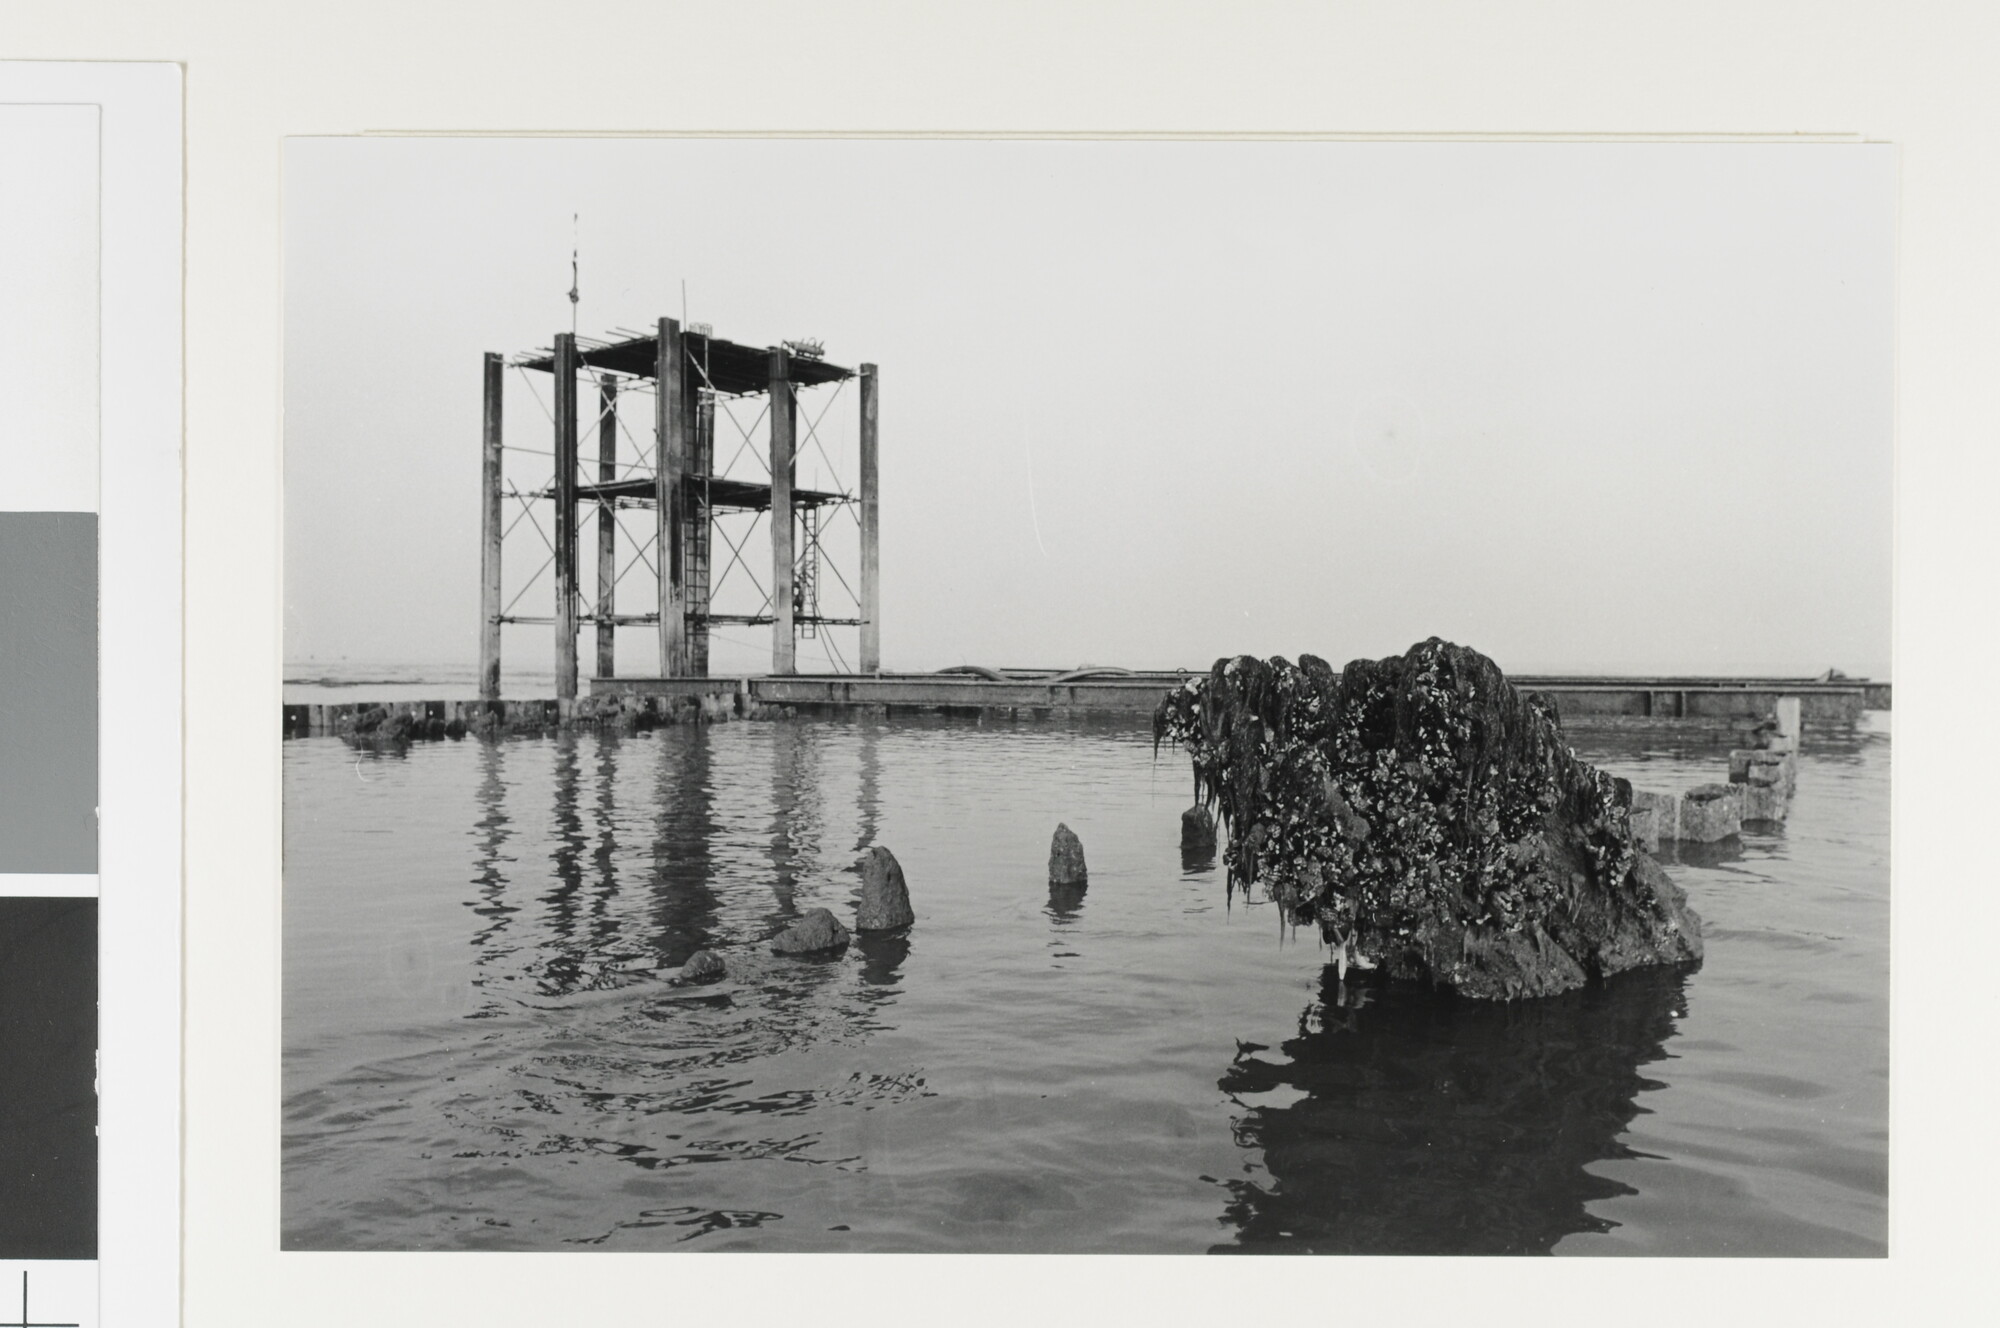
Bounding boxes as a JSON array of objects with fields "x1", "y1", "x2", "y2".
[{"x1": 1154, "y1": 639, "x2": 1704, "y2": 1000}]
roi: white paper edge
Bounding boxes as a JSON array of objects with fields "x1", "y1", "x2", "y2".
[
  {"x1": 0, "y1": 875, "x2": 101, "y2": 899},
  {"x1": 0, "y1": 59, "x2": 184, "y2": 1328}
]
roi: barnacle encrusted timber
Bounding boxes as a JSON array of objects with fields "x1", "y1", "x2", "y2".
[{"x1": 1154, "y1": 639, "x2": 1703, "y2": 999}]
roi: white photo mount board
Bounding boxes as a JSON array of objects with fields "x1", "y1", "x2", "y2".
[{"x1": 0, "y1": 61, "x2": 183, "y2": 1328}]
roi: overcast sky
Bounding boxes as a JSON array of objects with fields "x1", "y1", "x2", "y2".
[{"x1": 285, "y1": 138, "x2": 1893, "y2": 679}]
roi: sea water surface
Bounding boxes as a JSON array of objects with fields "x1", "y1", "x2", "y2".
[{"x1": 282, "y1": 713, "x2": 1889, "y2": 1254}]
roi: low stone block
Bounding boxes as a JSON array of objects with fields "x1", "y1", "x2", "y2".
[
  {"x1": 1751, "y1": 751, "x2": 1797, "y2": 799},
  {"x1": 1679, "y1": 783, "x2": 1743, "y2": 843},
  {"x1": 1741, "y1": 783, "x2": 1788, "y2": 823},
  {"x1": 1631, "y1": 790, "x2": 1678, "y2": 847}
]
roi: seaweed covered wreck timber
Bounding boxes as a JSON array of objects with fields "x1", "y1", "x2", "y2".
[{"x1": 1154, "y1": 639, "x2": 1704, "y2": 1001}]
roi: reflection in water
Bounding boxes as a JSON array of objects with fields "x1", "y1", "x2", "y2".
[
  {"x1": 536, "y1": 736, "x2": 593, "y2": 994},
  {"x1": 466, "y1": 739, "x2": 517, "y2": 1016},
  {"x1": 767, "y1": 723, "x2": 832, "y2": 927},
  {"x1": 1214, "y1": 965, "x2": 1690, "y2": 1254},
  {"x1": 855, "y1": 932, "x2": 910, "y2": 987},
  {"x1": 587, "y1": 735, "x2": 623, "y2": 959},
  {"x1": 854, "y1": 718, "x2": 881, "y2": 853},
  {"x1": 1656, "y1": 838, "x2": 1745, "y2": 870},
  {"x1": 650, "y1": 729, "x2": 719, "y2": 967},
  {"x1": 1047, "y1": 882, "x2": 1087, "y2": 921}
]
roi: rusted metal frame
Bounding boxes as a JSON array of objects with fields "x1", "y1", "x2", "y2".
[
  {"x1": 790, "y1": 497, "x2": 852, "y2": 610},
  {"x1": 501, "y1": 552, "x2": 556, "y2": 615},
  {"x1": 611, "y1": 401, "x2": 656, "y2": 479},
  {"x1": 686, "y1": 350, "x2": 774, "y2": 478},
  {"x1": 594, "y1": 376, "x2": 618, "y2": 679},
  {"x1": 858, "y1": 361, "x2": 879, "y2": 673},
  {"x1": 708, "y1": 509, "x2": 770, "y2": 609},
  {"x1": 613, "y1": 545, "x2": 655, "y2": 591},
  {"x1": 713, "y1": 395, "x2": 772, "y2": 480},
  {"x1": 697, "y1": 614, "x2": 863, "y2": 628},
  {"x1": 501, "y1": 613, "x2": 662, "y2": 627},
  {"x1": 612, "y1": 511, "x2": 659, "y2": 586},
  {"x1": 512, "y1": 363, "x2": 557, "y2": 425},
  {"x1": 655, "y1": 317, "x2": 686, "y2": 677},
  {"x1": 769, "y1": 348, "x2": 797, "y2": 675},
  {"x1": 818, "y1": 621, "x2": 852, "y2": 674},
  {"x1": 501, "y1": 486, "x2": 556, "y2": 554},
  {"x1": 499, "y1": 500, "x2": 536, "y2": 542},
  {"x1": 552, "y1": 332, "x2": 580, "y2": 699},
  {"x1": 814, "y1": 527, "x2": 862, "y2": 610},
  {"x1": 479, "y1": 352, "x2": 505, "y2": 698},
  {"x1": 584, "y1": 366, "x2": 659, "y2": 478},
  {"x1": 794, "y1": 377, "x2": 850, "y2": 492}
]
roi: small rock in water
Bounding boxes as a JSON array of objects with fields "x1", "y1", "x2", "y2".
[
  {"x1": 855, "y1": 846, "x2": 914, "y2": 931},
  {"x1": 1180, "y1": 805, "x2": 1217, "y2": 852},
  {"x1": 1049, "y1": 823, "x2": 1088, "y2": 886},
  {"x1": 772, "y1": 907, "x2": 851, "y2": 955},
  {"x1": 679, "y1": 949, "x2": 726, "y2": 983}
]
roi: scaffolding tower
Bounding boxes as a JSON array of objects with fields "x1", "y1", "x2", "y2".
[{"x1": 478, "y1": 319, "x2": 880, "y2": 698}]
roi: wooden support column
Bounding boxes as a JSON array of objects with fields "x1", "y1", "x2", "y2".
[
  {"x1": 858, "y1": 362, "x2": 881, "y2": 673},
  {"x1": 1775, "y1": 695, "x2": 1802, "y2": 741},
  {"x1": 769, "y1": 348, "x2": 796, "y2": 675},
  {"x1": 479, "y1": 352, "x2": 504, "y2": 698},
  {"x1": 594, "y1": 377, "x2": 618, "y2": 679},
  {"x1": 656, "y1": 318, "x2": 686, "y2": 676},
  {"x1": 553, "y1": 332, "x2": 580, "y2": 699}
]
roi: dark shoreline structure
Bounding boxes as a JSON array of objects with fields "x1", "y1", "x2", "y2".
[{"x1": 1155, "y1": 639, "x2": 1703, "y2": 1000}]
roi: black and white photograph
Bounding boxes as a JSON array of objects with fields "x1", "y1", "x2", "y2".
[{"x1": 281, "y1": 136, "x2": 1891, "y2": 1256}]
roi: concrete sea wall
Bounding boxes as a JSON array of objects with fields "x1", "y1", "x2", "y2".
[{"x1": 284, "y1": 673, "x2": 1886, "y2": 736}]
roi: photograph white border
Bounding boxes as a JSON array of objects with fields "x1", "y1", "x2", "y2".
[{"x1": 0, "y1": 58, "x2": 184, "y2": 1328}]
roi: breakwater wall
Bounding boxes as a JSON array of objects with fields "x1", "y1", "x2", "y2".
[
  {"x1": 1633, "y1": 699, "x2": 1807, "y2": 846},
  {"x1": 283, "y1": 672, "x2": 1886, "y2": 738}
]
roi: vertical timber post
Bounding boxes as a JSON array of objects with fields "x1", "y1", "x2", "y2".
[
  {"x1": 858, "y1": 363, "x2": 880, "y2": 673},
  {"x1": 769, "y1": 347, "x2": 796, "y2": 675},
  {"x1": 553, "y1": 332, "x2": 580, "y2": 699},
  {"x1": 595, "y1": 377, "x2": 618, "y2": 679},
  {"x1": 656, "y1": 318, "x2": 686, "y2": 676},
  {"x1": 1775, "y1": 695, "x2": 1802, "y2": 743},
  {"x1": 479, "y1": 352, "x2": 504, "y2": 698}
]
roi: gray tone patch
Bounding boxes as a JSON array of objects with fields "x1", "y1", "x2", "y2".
[
  {"x1": 0, "y1": 513, "x2": 97, "y2": 873},
  {"x1": 0, "y1": 895, "x2": 97, "y2": 1257}
]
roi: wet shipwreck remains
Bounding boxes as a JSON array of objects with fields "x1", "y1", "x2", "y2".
[{"x1": 1155, "y1": 639, "x2": 1704, "y2": 1000}]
